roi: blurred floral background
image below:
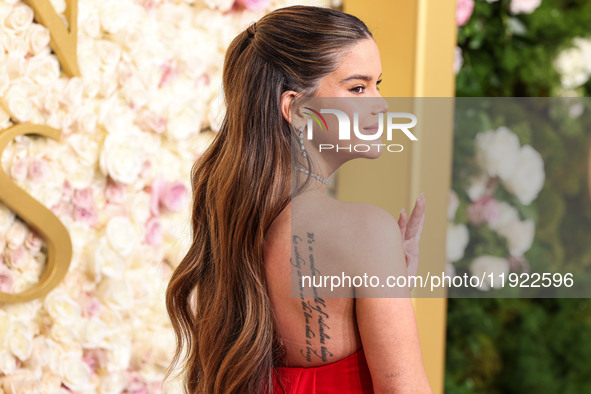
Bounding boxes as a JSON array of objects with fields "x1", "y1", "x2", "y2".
[
  {"x1": 447, "y1": 0, "x2": 591, "y2": 391},
  {"x1": 0, "y1": 0, "x2": 338, "y2": 392}
]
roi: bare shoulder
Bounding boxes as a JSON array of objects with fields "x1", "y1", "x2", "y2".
[
  {"x1": 297, "y1": 197, "x2": 402, "y2": 241},
  {"x1": 328, "y1": 200, "x2": 405, "y2": 272}
]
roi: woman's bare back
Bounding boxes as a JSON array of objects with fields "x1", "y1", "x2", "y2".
[{"x1": 263, "y1": 194, "x2": 363, "y2": 367}]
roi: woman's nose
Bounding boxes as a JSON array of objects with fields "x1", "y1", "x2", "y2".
[{"x1": 372, "y1": 96, "x2": 389, "y2": 115}]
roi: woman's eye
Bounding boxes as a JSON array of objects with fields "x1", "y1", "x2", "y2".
[{"x1": 350, "y1": 85, "x2": 366, "y2": 94}]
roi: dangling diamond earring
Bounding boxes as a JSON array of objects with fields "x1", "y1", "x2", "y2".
[
  {"x1": 295, "y1": 125, "x2": 329, "y2": 185},
  {"x1": 298, "y1": 125, "x2": 307, "y2": 158}
]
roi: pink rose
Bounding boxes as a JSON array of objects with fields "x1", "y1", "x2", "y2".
[
  {"x1": 28, "y1": 158, "x2": 47, "y2": 181},
  {"x1": 24, "y1": 231, "x2": 43, "y2": 253},
  {"x1": 467, "y1": 196, "x2": 500, "y2": 225},
  {"x1": 74, "y1": 206, "x2": 98, "y2": 227},
  {"x1": 235, "y1": 0, "x2": 271, "y2": 11},
  {"x1": 136, "y1": 110, "x2": 166, "y2": 134},
  {"x1": 0, "y1": 262, "x2": 14, "y2": 293},
  {"x1": 126, "y1": 370, "x2": 147, "y2": 394},
  {"x1": 161, "y1": 181, "x2": 187, "y2": 212},
  {"x1": 6, "y1": 246, "x2": 25, "y2": 268},
  {"x1": 11, "y1": 159, "x2": 28, "y2": 181},
  {"x1": 81, "y1": 293, "x2": 101, "y2": 317},
  {"x1": 510, "y1": 0, "x2": 541, "y2": 15},
  {"x1": 158, "y1": 61, "x2": 179, "y2": 89},
  {"x1": 149, "y1": 176, "x2": 166, "y2": 216},
  {"x1": 61, "y1": 181, "x2": 74, "y2": 202},
  {"x1": 150, "y1": 176, "x2": 187, "y2": 214},
  {"x1": 105, "y1": 180, "x2": 126, "y2": 204},
  {"x1": 456, "y1": 0, "x2": 474, "y2": 26},
  {"x1": 144, "y1": 216, "x2": 162, "y2": 246},
  {"x1": 83, "y1": 349, "x2": 108, "y2": 374},
  {"x1": 73, "y1": 187, "x2": 94, "y2": 209}
]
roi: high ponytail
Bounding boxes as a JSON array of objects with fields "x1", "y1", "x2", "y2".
[{"x1": 165, "y1": 6, "x2": 372, "y2": 393}]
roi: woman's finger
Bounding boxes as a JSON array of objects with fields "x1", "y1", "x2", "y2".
[
  {"x1": 405, "y1": 195, "x2": 426, "y2": 241},
  {"x1": 398, "y1": 208, "x2": 407, "y2": 240}
]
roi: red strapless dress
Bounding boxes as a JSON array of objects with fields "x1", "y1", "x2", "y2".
[{"x1": 271, "y1": 348, "x2": 374, "y2": 393}]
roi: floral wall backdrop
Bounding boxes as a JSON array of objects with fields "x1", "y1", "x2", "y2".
[
  {"x1": 447, "y1": 0, "x2": 591, "y2": 392},
  {"x1": 0, "y1": 0, "x2": 339, "y2": 392}
]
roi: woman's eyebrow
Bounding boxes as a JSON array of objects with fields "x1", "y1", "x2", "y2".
[{"x1": 340, "y1": 72, "x2": 382, "y2": 83}]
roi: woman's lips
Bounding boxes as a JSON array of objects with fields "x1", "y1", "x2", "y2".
[{"x1": 363, "y1": 123, "x2": 380, "y2": 131}]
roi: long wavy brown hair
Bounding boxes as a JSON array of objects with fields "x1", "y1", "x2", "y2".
[{"x1": 165, "y1": 5, "x2": 372, "y2": 393}]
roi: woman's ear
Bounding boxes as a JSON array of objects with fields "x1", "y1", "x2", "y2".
[{"x1": 280, "y1": 90, "x2": 304, "y2": 127}]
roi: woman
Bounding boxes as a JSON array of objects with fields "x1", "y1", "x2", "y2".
[{"x1": 166, "y1": 5, "x2": 431, "y2": 393}]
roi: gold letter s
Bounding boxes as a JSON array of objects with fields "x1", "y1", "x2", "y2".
[
  {"x1": 23, "y1": 0, "x2": 79, "y2": 77},
  {"x1": 0, "y1": 124, "x2": 72, "y2": 303}
]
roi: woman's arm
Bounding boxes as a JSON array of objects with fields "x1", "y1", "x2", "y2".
[{"x1": 348, "y1": 205, "x2": 432, "y2": 393}]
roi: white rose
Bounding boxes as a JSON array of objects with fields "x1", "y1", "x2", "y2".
[
  {"x1": 3, "y1": 301, "x2": 42, "y2": 324},
  {"x1": 67, "y1": 134, "x2": 99, "y2": 167},
  {"x1": 35, "y1": 168, "x2": 65, "y2": 208},
  {"x1": 128, "y1": 194, "x2": 150, "y2": 228},
  {"x1": 73, "y1": 105, "x2": 98, "y2": 133},
  {"x1": 3, "y1": 4, "x2": 34, "y2": 32},
  {"x1": 0, "y1": 349, "x2": 16, "y2": 375},
  {"x1": 95, "y1": 39, "x2": 121, "y2": 72},
  {"x1": 0, "y1": 202, "x2": 16, "y2": 232},
  {"x1": 475, "y1": 127, "x2": 521, "y2": 181},
  {"x1": 87, "y1": 238, "x2": 124, "y2": 281},
  {"x1": 153, "y1": 150, "x2": 182, "y2": 181},
  {"x1": 573, "y1": 38, "x2": 591, "y2": 74},
  {"x1": 49, "y1": 0, "x2": 66, "y2": 13},
  {"x1": 7, "y1": 322, "x2": 33, "y2": 361},
  {"x1": 496, "y1": 218, "x2": 535, "y2": 257},
  {"x1": 2, "y1": 369, "x2": 41, "y2": 393},
  {"x1": 488, "y1": 201, "x2": 520, "y2": 232},
  {"x1": 502, "y1": 145, "x2": 545, "y2": 205},
  {"x1": 127, "y1": 269, "x2": 157, "y2": 307},
  {"x1": 97, "y1": 279, "x2": 133, "y2": 311},
  {"x1": 61, "y1": 354, "x2": 92, "y2": 392},
  {"x1": 5, "y1": 219, "x2": 27, "y2": 249},
  {"x1": 509, "y1": 0, "x2": 541, "y2": 15},
  {"x1": 99, "y1": 133, "x2": 144, "y2": 185},
  {"x1": 2, "y1": 53, "x2": 21, "y2": 81},
  {"x1": 80, "y1": 8, "x2": 101, "y2": 38},
  {"x1": 106, "y1": 340, "x2": 131, "y2": 371},
  {"x1": 105, "y1": 216, "x2": 138, "y2": 257},
  {"x1": 42, "y1": 338, "x2": 67, "y2": 376},
  {"x1": 469, "y1": 255, "x2": 510, "y2": 291},
  {"x1": 466, "y1": 171, "x2": 490, "y2": 203},
  {"x1": 40, "y1": 373, "x2": 63, "y2": 393},
  {"x1": 61, "y1": 156, "x2": 95, "y2": 190},
  {"x1": 51, "y1": 322, "x2": 81, "y2": 345},
  {"x1": 25, "y1": 23, "x2": 51, "y2": 55},
  {"x1": 447, "y1": 190, "x2": 459, "y2": 220},
  {"x1": 26, "y1": 53, "x2": 60, "y2": 85},
  {"x1": 44, "y1": 289, "x2": 82, "y2": 323},
  {"x1": 2, "y1": 84, "x2": 32, "y2": 122},
  {"x1": 166, "y1": 106, "x2": 202, "y2": 140},
  {"x1": 99, "y1": 371, "x2": 127, "y2": 394},
  {"x1": 83, "y1": 317, "x2": 110, "y2": 348},
  {"x1": 78, "y1": 39, "x2": 101, "y2": 76},
  {"x1": 554, "y1": 46, "x2": 589, "y2": 90},
  {"x1": 99, "y1": 0, "x2": 135, "y2": 34},
  {"x1": 446, "y1": 223, "x2": 469, "y2": 263},
  {"x1": 64, "y1": 77, "x2": 84, "y2": 107}
]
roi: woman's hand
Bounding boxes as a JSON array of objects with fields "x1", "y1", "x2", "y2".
[{"x1": 397, "y1": 193, "x2": 426, "y2": 283}]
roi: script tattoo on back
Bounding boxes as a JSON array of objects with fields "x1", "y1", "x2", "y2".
[{"x1": 291, "y1": 232, "x2": 333, "y2": 363}]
